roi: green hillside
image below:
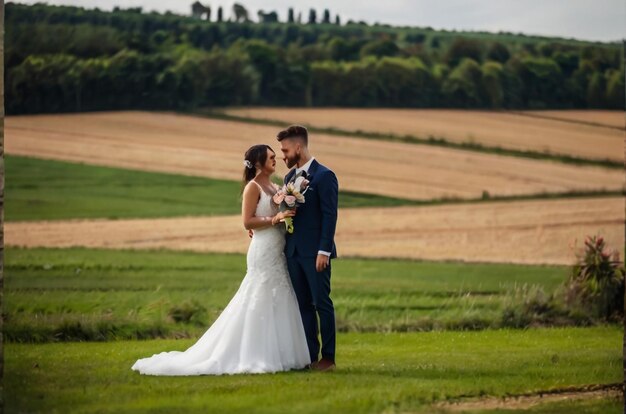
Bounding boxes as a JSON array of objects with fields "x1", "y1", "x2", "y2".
[{"x1": 6, "y1": 2, "x2": 624, "y2": 114}]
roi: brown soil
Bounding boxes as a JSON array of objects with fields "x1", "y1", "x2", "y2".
[
  {"x1": 6, "y1": 111, "x2": 623, "y2": 202},
  {"x1": 433, "y1": 383, "x2": 623, "y2": 411},
  {"x1": 221, "y1": 107, "x2": 624, "y2": 162},
  {"x1": 6, "y1": 196, "x2": 623, "y2": 265},
  {"x1": 519, "y1": 110, "x2": 625, "y2": 129}
]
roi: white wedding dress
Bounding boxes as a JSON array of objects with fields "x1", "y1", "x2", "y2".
[{"x1": 131, "y1": 185, "x2": 310, "y2": 375}]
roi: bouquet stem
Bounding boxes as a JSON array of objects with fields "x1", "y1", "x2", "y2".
[{"x1": 284, "y1": 217, "x2": 294, "y2": 233}]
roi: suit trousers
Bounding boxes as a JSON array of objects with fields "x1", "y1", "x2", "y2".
[{"x1": 286, "y1": 254, "x2": 336, "y2": 363}]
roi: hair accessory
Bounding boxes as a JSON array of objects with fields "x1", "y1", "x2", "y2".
[{"x1": 243, "y1": 160, "x2": 253, "y2": 169}]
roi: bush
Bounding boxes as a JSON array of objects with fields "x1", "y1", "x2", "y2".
[
  {"x1": 565, "y1": 235, "x2": 625, "y2": 321},
  {"x1": 168, "y1": 300, "x2": 207, "y2": 325},
  {"x1": 500, "y1": 285, "x2": 586, "y2": 328}
]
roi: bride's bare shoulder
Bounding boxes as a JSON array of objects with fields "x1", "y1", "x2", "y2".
[
  {"x1": 246, "y1": 180, "x2": 262, "y2": 189},
  {"x1": 243, "y1": 180, "x2": 262, "y2": 197}
]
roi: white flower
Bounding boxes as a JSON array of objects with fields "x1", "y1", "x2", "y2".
[
  {"x1": 293, "y1": 190, "x2": 305, "y2": 203},
  {"x1": 243, "y1": 160, "x2": 253, "y2": 169},
  {"x1": 294, "y1": 176, "x2": 306, "y2": 191}
]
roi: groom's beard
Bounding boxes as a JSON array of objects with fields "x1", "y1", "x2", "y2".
[{"x1": 285, "y1": 154, "x2": 300, "y2": 169}]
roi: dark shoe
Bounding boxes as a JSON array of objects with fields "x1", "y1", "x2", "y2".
[
  {"x1": 294, "y1": 363, "x2": 312, "y2": 372},
  {"x1": 311, "y1": 358, "x2": 335, "y2": 372}
]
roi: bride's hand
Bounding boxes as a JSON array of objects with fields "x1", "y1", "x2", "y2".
[
  {"x1": 273, "y1": 209, "x2": 296, "y2": 225},
  {"x1": 280, "y1": 209, "x2": 296, "y2": 219}
]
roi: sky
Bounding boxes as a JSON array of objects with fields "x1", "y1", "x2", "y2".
[{"x1": 16, "y1": 0, "x2": 626, "y2": 42}]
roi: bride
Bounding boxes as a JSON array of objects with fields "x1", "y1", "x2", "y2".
[{"x1": 131, "y1": 144, "x2": 311, "y2": 375}]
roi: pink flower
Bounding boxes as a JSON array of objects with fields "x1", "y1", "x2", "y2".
[
  {"x1": 284, "y1": 195, "x2": 297, "y2": 207},
  {"x1": 273, "y1": 192, "x2": 285, "y2": 205}
]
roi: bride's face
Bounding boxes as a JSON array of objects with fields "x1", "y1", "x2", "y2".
[{"x1": 259, "y1": 149, "x2": 277, "y2": 174}]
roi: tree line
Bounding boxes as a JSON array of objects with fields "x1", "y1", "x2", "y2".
[
  {"x1": 6, "y1": 3, "x2": 624, "y2": 114},
  {"x1": 190, "y1": 2, "x2": 344, "y2": 25}
]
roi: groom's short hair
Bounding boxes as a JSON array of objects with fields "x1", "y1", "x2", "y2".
[{"x1": 277, "y1": 125, "x2": 308, "y2": 146}]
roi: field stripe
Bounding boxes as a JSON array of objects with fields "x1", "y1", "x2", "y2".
[
  {"x1": 510, "y1": 110, "x2": 625, "y2": 131},
  {"x1": 219, "y1": 107, "x2": 624, "y2": 164},
  {"x1": 6, "y1": 196, "x2": 623, "y2": 265},
  {"x1": 6, "y1": 112, "x2": 623, "y2": 202},
  {"x1": 434, "y1": 383, "x2": 622, "y2": 411}
]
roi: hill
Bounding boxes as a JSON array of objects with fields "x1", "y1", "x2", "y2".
[{"x1": 6, "y1": 3, "x2": 624, "y2": 114}]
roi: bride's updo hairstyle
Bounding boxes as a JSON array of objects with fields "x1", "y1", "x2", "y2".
[{"x1": 242, "y1": 144, "x2": 275, "y2": 187}]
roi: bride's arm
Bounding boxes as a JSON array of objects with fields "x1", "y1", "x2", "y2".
[{"x1": 242, "y1": 183, "x2": 294, "y2": 230}]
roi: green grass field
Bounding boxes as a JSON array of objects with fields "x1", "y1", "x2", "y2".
[
  {"x1": 6, "y1": 155, "x2": 425, "y2": 221},
  {"x1": 7, "y1": 155, "x2": 621, "y2": 223},
  {"x1": 6, "y1": 153, "x2": 622, "y2": 412},
  {"x1": 5, "y1": 246, "x2": 574, "y2": 342},
  {"x1": 4, "y1": 327, "x2": 621, "y2": 413}
]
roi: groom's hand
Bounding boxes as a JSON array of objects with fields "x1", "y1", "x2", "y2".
[{"x1": 316, "y1": 254, "x2": 330, "y2": 272}]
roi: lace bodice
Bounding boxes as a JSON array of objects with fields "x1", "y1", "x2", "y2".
[
  {"x1": 254, "y1": 186, "x2": 279, "y2": 219},
  {"x1": 249, "y1": 182, "x2": 287, "y2": 272}
]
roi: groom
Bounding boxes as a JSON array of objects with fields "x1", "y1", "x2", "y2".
[{"x1": 277, "y1": 125, "x2": 338, "y2": 372}]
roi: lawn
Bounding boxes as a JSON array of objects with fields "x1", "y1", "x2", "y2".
[
  {"x1": 5, "y1": 152, "x2": 622, "y2": 413},
  {"x1": 4, "y1": 327, "x2": 621, "y2": 413},
  {"x1": 5, "y1": 155, "x2": 422, "y2": 221},
  {"x1": 5, "y1": 246, "x2": 574, "y2": 342}
]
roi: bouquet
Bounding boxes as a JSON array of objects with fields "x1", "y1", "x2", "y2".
[{"x1": 272, "y1": 175, "x2": 309, "y2": 233}]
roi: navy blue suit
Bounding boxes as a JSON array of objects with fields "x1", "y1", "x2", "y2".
[{"x1": 284, "y1": 159, "x2": 338, "y2": 363}]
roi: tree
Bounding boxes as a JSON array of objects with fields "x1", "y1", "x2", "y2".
[
  {"x1": 322, "y1": 9, "x2": 331, "y2": 24},
  {"x1": 172, "y1": 49, "x2": 259, "y2": 107},
  {"x1": 486, "y1": 42, "x2": 510, "y2": 63},
  {"x1": 360, "y1": 39, "x2": 399, "y2": 58},
  {"x1": 537, "y1": 41, "x2": 558, "y2": 57},
  {"x1": 445, "y1": 37, "x2": 483, "y2": 67},
  {"x1": 4, "y1": 2, "x2": 624, "y2": 112},
  {"x1": 586, "y1": 71, "x2": 606, "y2": 108},
  {"x1": 188, "y1": 25, "x2": 222, "y2": 50},
  {"x1": 510, "y1": 56, "x2": 564, "y2": 108},
  {"x1": 7, "y1": 54, "x2": 81, "y2": 113},
  {"x1": 581, "y1": 46, "x2": 620, "y2": 72},
  {"x1": 257, "y1": 10, "x2": 278, "y2": 23},
  {"x1": 328, "y1": 37, "x2": 348, "y2": 60},
  {"x1": 217, "y1": 6, "x2": 223, "y2": 22},
  {"x1": 442, "y1": 58, "x2": 485, "y2": 107},
  {"x1": 481, "y1": 61, "x2": 505, "y2": 107},
  {"x1": 191, "y1": 2, "x2": 211, "y2": 20},
  {"x1": 308, "y1": 9, "x2": 316, "y2": 24},
  {"x1": 311, "y1": 59, "x2": 378, "y2": 106},
  {"x1": 288, "y1": 8, "x2": 294, "y2": 23},
  {"x1": 405, "y1": 33, "x2": 426, "y2": 44},
  {"x1": 553, "y1": 51, "x2": 578, "y2": 77},
  {"x1": 327, "y1": 37, "x2": 365, "y2": 61},
  {"x1": 375, "y1": 57, "x2": 435, "y2": 106},
  {"x1": 232, "y1": 3, "x2": 249, "y2": 23},
  {"x1": 605, "y1": 68, "x2": 625, "y2": 109},
  {"x1": 335, "y1": 15, "x2": 340, "y2": 25}
]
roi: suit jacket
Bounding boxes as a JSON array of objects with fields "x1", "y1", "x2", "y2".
[{"x1": 283, "y1": 159, "x2": 338, "y2": 259}]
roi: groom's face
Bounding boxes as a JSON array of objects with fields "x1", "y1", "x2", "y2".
[{"x1": 279, "y1": 138, "x2": 301, "y2": 169}]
